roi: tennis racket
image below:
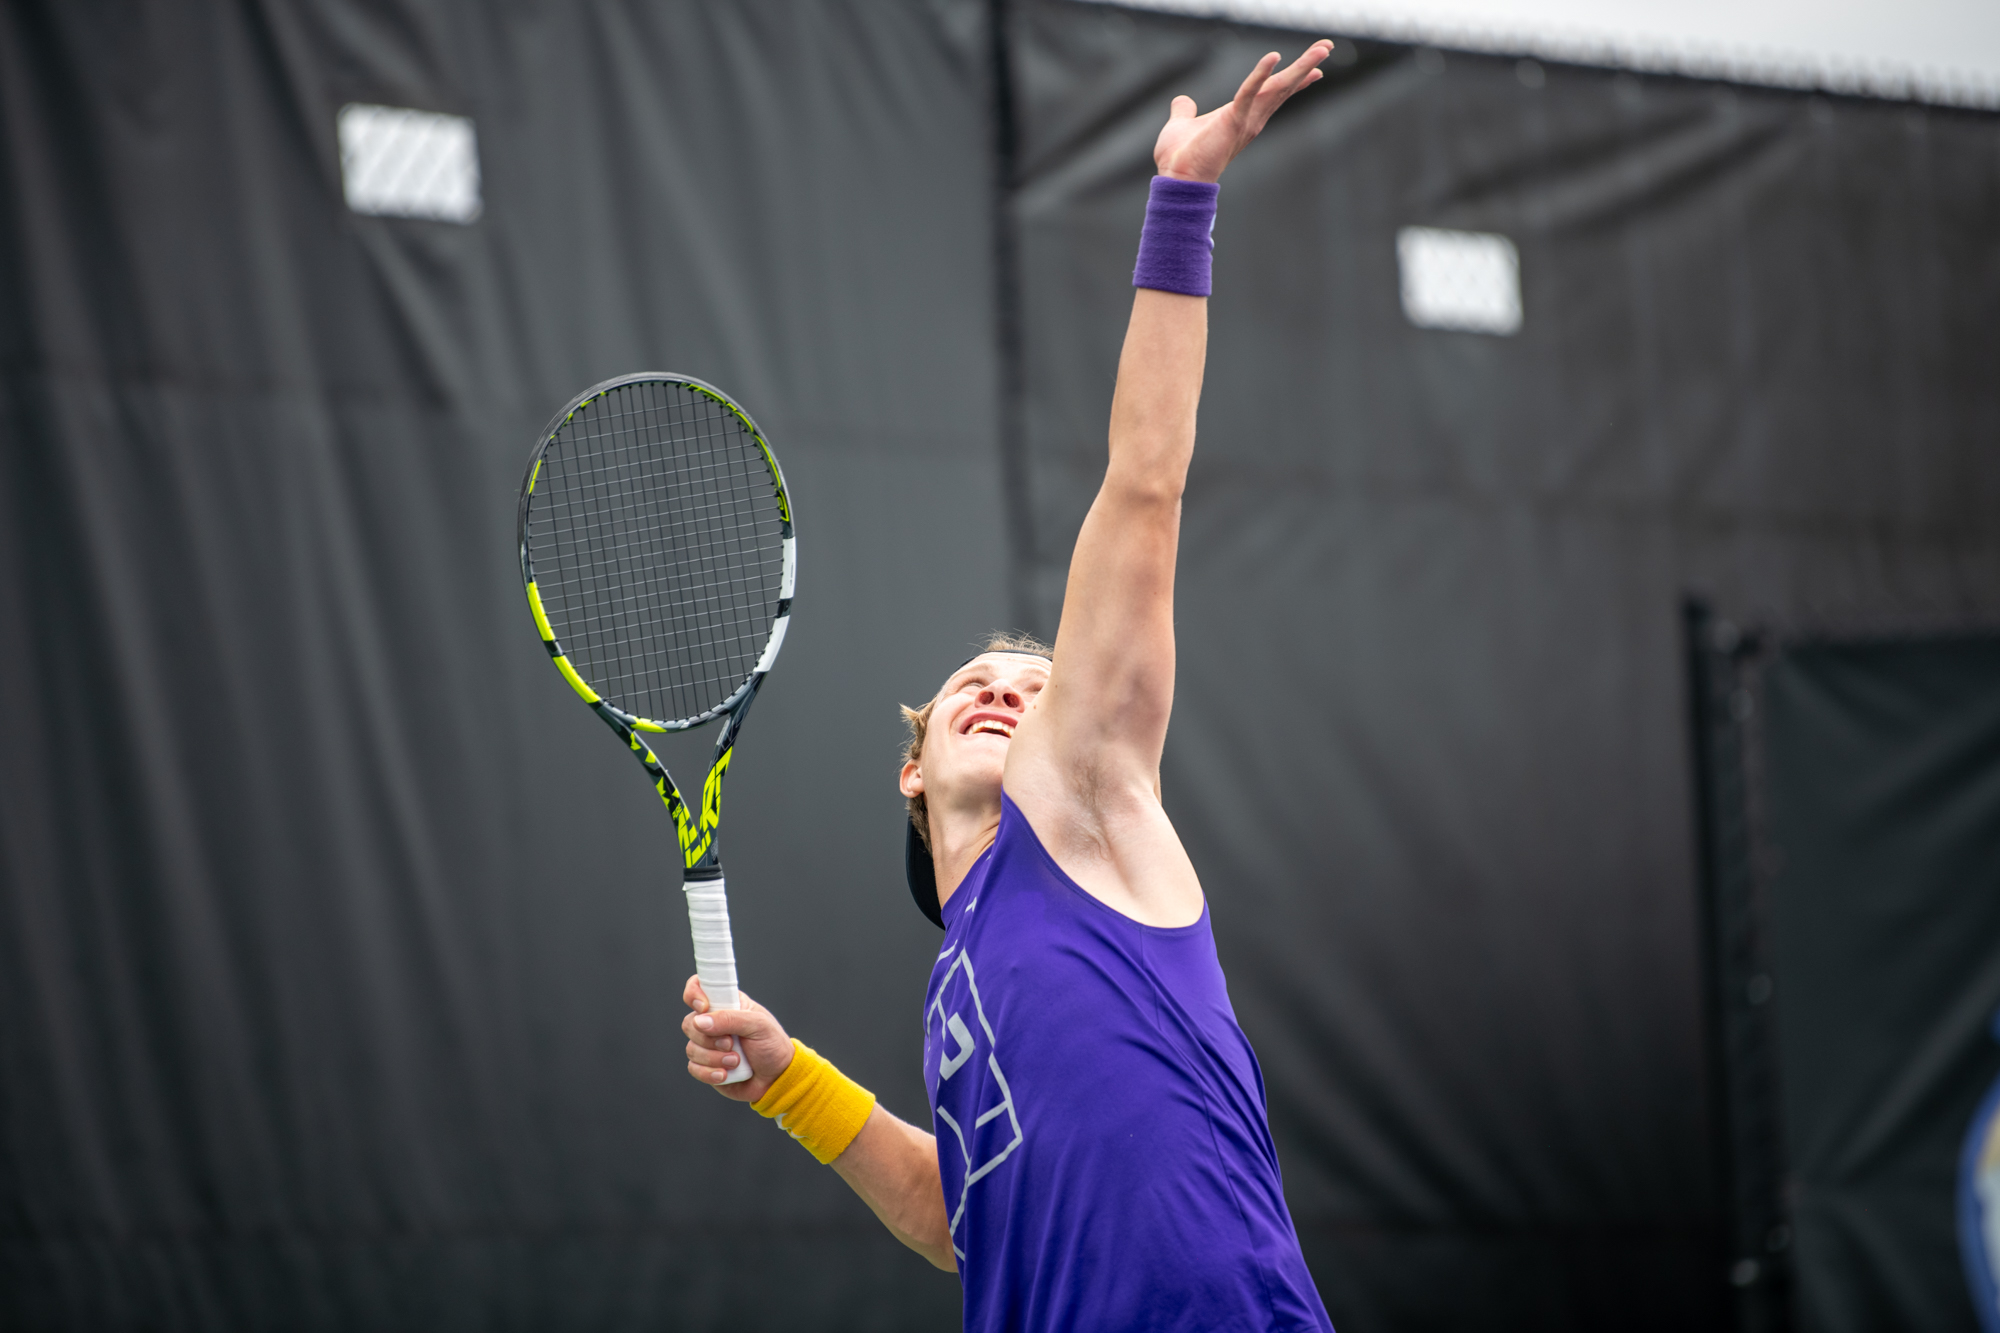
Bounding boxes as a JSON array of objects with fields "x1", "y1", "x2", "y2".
[{"x1": 517, "y1": 373, "x2": 794, "y2": 1085}]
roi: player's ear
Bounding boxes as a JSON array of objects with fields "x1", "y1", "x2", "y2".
[{"x1": 900, "y1": 760, "x2": 923, "y2": 798}]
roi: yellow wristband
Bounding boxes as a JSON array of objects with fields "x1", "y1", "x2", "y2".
[{"x1": 751, "y1": 1039, "x2": 877, "y2": 1165}]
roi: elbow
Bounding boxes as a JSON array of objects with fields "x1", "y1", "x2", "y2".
[
  {"x1": 900, "y1": 1216, "x2": 957, "y2": 1271},
  {"x1": 911, "y1": 1188, "x2": 956, "y2": 1270},
  {"x1": 915, "y1": 1204, "x2": 957, "y2": 1270},
  {"x1": 1097, "y1": 470, "x2": 1186, "y2": 512},
  {"x1": 1096, "y1": 460, "x2": 1184, "y2": 510}
]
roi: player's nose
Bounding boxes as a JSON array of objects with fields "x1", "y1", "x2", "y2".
[{"x1": 978, "y1": 683, "x2": 1025, "y2": 711}]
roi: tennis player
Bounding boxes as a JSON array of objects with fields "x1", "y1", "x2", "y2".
[{"x1": 683, "y1": 41, "x2": 1338, "y2": 1331}]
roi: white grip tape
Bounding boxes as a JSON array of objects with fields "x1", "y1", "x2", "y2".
[{"x1": 685, "y1": 876, "x2": 753, "y2": 1085}]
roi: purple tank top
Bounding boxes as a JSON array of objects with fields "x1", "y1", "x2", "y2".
[{"x1": 924, "y1": 795, "x2": 1335, "y2": 1332}]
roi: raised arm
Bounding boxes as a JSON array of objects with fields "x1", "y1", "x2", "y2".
[{"x1": 1006, "y1": 43, "x2": 1332, "y2": 921}]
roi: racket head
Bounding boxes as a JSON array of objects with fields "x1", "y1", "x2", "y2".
[{"x1": 518, "y1": 374, "x2": 795, "y2": 732}]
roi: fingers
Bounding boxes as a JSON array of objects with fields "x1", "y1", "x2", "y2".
[
  {"x1": 682, "y1": 1001, "x2": 756, "y2": 1040},
  {"x1": 687, "y1": 1035, "x2": 741, "y2": 1073},
  {"x1": 678, "y1": 979, "x2": 788, "y2": 1097},
  {"x1": 681, "y1": 1008, "x2": 731, "y2": 1052},
  {"x1": 1262, "y1": 41, "x2": 1334, "y2": 100},
  {"x1": 686, "y1": 1032, "x2": 743, "y2": 1082},
  {"x1": 690, "y1": 1004, "x2": 762, "y2": 1043},
  {"x1": 681, "y1": 980, "x2": 768, "y2": 1060},
  {"x1": 685, "y1": 974, "x2": 762, "y2": 1018},
  {"x1": 683, "y1": 1003, "x2": 776, "y2": 1088},
  {"x1": 1228, "y1": 43, "x2": 1329, "y2": 123},
  {"x1": 1230, "y1": 51, "x2": 1281, "y2": 117},
  {"x1": 1169, "y1": 93, "x2": 1197, "y2": 120},
  {"x1": 1237, "y1": 40, "x2": 1334, "y2": 135}
]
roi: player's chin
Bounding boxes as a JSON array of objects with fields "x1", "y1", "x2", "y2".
[{"x1": 948, "y1": 737, "x2": 1007, "y2": 766}]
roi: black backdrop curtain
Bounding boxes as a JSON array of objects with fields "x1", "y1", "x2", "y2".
[
  {"x1": 1688, "y1": 625, "x2": 2000, "y2": 1333},
  {"x1": 1766, "y1": 637, "x2": 2000, "y2": 1332},
  {"x1": 5, "y1": 1, "x2": 2000, "y2": 1330},
  {"x1": 0, "y1": 2, "x2": 995, "y2": 1327}
]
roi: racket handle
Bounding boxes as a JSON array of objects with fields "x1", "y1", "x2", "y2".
[{"x1": 685, "y1": 871, "x2": 754, "y2": 1085}]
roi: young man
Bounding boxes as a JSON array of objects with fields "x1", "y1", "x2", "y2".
[{"x1": 682, "y1": 42, "x2": 1338, "y2": 1331}]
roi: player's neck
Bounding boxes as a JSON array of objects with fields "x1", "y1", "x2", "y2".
[{"x1": 930, "y1": 801, "x2": 1002, "y2": 909}]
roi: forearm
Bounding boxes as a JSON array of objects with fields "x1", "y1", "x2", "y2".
[
  {"x1": 1078, "y1": 285, "x2": 1207, "y2": 689},
  {"x1": 698, "y1": 1024, "x2": 952, "y2": 1271},
  {"x1": 1041, "y1": 286, "x2": 1205, "y2": 763},
  {"x1": 1105, "y1": 286, "x2": 1207, "y2": 498},
  {"x1": 831, "y1": 1104, "x2": 956, "y2": 1270}
]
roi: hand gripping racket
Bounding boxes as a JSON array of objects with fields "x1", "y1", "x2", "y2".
[{"x1": 518, "y1": 373, "x2": 794, "y2": 1085}]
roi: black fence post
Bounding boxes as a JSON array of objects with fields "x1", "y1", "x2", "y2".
[
  {"x1": 987, "y1": 0, "x2": 1037, "y2": 637},
  {"x1": 1685, "y1": 597, "x2": 1795, "y2": 1333}
]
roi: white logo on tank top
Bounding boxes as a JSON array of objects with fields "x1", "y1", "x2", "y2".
[{"x1": 927, "y1": 948, "x2": 1022, "y2": 1262}]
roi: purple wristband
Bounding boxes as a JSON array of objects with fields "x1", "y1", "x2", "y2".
[{"x1": 1132, "y1": 176, "x2": 1220, "y2": 297}]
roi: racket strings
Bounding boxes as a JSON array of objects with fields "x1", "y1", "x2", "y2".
[
  {"x1": 544, "y1": 399, "x2": 777, "y2": 718},
  {"x1": 564, "y1": 386, "x2": 779, "y2": 712},
  {"x1": 528, "y1": 380, "x2": 786, "y2": 725}
]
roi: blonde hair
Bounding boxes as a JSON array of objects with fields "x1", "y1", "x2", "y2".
[{"x1": 900, "y1": 631, "x2": 1052, "y2": 850}]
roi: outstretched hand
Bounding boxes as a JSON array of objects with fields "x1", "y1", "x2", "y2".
[
  {"x1": 682, "y1": 975, "x2": 796, "y2": 1102},
  {"x1": 1154, "y1": 40, "x2": 1335, "y2": 183}
]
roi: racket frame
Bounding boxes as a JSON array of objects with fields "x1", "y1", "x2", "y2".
[{"x1": 517, "y1": 372, "x2": 793, "y2": 873}]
